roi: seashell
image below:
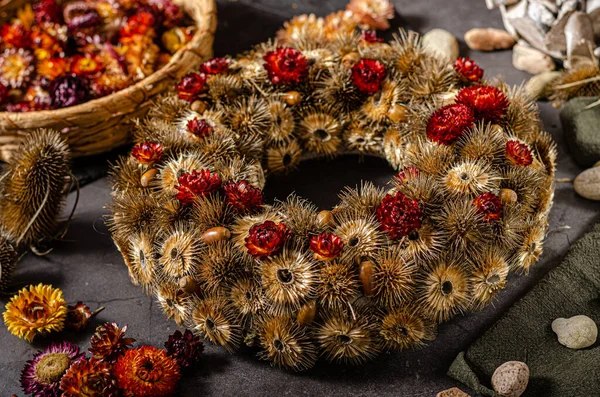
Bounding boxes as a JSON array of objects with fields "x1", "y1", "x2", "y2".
[
  {"x1": 564, "y1": 12, "x2": 596, "y2": 69},
  {"x1": 512, "y1": 44, "x2": 556, "y2": 74},
  {"x1": 436, "y1": 387, "x2": 471, "y2": 397},
  {"x1": 574, "y1": 166, "x2": 600, "y2": 201},
  {"x1": 464, "y1": 28, "x2": 516, "y2": 51},
  {"x1": 422, "y1": 29, "x2": 459, "y2": 62},
  {"x1": 508, "y1": 17, "x2": 548, "y2": 52},
  {"x1": 500, "y1": 1, "x2": 528, "y2": 39},
  {"x1": 552, "y1": 315, "x2": 598, "y2": 349},
  {"x1": 525, "y1": 71, "x2": 561, "y2": 99},
  {"x1": 485, "y1": 0, "x2": 519, "y2": 10},
  {"x1": 527, "y1": 2, "x2": 556, "y2": 32},
  {"x1": 491, "y1": 361, "x2": 529, "y2": 397},
  {"x1": 201, "y1": 227, "x2": 231, "y2": 244}
]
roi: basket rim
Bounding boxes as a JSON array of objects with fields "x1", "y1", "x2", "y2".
[{"x1": 0, "y1": 0, "x2": 217, "y2": 121}]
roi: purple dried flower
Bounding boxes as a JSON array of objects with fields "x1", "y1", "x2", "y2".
[
  {"x1": 164, "y1": 329, "x2": 204, "y2": 369},
  {"x1": 50, "y1": 75, "x2": 88, "y2": 108}
]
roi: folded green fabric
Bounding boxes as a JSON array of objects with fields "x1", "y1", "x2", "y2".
[
  {"x1": 560, "y1": 97, "x2": 600, "y2": 168},
  {"x1": 448, "y1": 223, "x2": 600, "y2": 397}
]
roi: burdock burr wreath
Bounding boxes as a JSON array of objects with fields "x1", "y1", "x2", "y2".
[{"x1": 108, "y1": 10, "x2": 557, "y2": 371}]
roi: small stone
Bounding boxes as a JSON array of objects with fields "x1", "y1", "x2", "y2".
[
  {"x1": 491, "y1": 361, "x2": 529, "y2": 397},
  {"x1": 436, "y1": 387, "x2": 471, "y2": 397},
  {"x1": 574, "y1": 167, "x2": 600, "y2": 201},
  {"x1": 422, "y1": 29, "x2": 459, "y2": 62},
  {"x1": 552, "y1": 315, "x2": 598, "y2": 349},
  {"x1": 560, "y1": 97, "x2": 600, "y2": 168},
  {"x1": 512, "y1": 44, "x2": 556, "y2": 74},
  {"x1": 464, "y1": 28, "x2": 516, "y2": 51},
  {"x1": 525, "y1": 71, "x2": 562, "y2": 99}
]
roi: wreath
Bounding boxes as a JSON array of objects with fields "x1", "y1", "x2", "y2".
[{"x1": 108, "y1": 13, "x2": 556, "y2": 371}]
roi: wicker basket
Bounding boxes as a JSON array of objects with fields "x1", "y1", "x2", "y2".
[{"x1": 0, "y1": 0, "x2": 217, "y2": 161}]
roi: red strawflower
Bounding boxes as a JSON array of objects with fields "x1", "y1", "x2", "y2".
[
  {"x1": 89, "y1": 322, "x2": 136, "y2": 363},
  {"x1": 174, "y1": 72, "x2": 206, "y2": 102},
  {"x1": 200, "y1": 57, "x2": 229, "y2": 75},
  {"x1": 132, "y1": 142, "x2": 164, "y2": 165},
  {"x1": 33, "y1": 0, "x2": 63, "y2": 24},
  {"x1": 376, "y1": 191, "x2": 422, "y2": 239},
  {"x1": 245, "y1": 221, "x2": 290, "y2": 259},
  {"x1": 426, "y1": 103, "x2": 475, "y2": 145},
  {"x1": 187, "y1": 118, "x2": 214, "y2": 139},
  {"x1": 351, "y1": 58, "x2": 386, "y2": 94},
  {"x1": 474, "y1": 192, "x2": 503, "y2": 223},
  {"x1": 0, "y1": 82, "x2": 8, "y2": 103},
  {"x1": 175, "y1": 169, "x2": 221, "y2": 205},
  {"x1": 222, "y1": 180, "x2": 264, "y2": 215},
  {"x1": 60, "y1": 358, "x2": 119, "y2": 397},
  {"x1": 309, "y1": 232, "x2": 344, "y2": 261},
  {"x1": 70, "y1": 55, "x2": 104, "y2": 77},
  {"x1": 0, "y1": 22, "x2": 30, "y2": 48},
  {"x1": 505, "y1": 140, "x2": 533, "y2": 166},
  {"x1": 114, "y1": 346, "x2": 181, "y2": 397},
  {"x1": 455, "y1": 85, "x2": 509, "y2": 123},
  {"x1": 361, "y1": 30, "x2": 383, "y2": 43},
  {"x1": 263, "y1": 47, "x2": 308, "y2": 85},
  {"x1": 396, "y1": 166, "x2": 420, "y2": 182},
  {"x1": 454, "y1": 57, "x2": 484, "y2": 83},
  {"x1": 164, "y1": 329, "x2": 204, "y2": 370},
  {"x1": 120, "y1": 12, "x2": 156, "y2": 38},
  {"x1": 65, "y1": 302, "x2": 92, "y2": 332}
]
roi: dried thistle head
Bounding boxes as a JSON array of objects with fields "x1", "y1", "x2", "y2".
[
  {"x1": 335, "y1": 182, "x2": 386, "y2": 218},
  {"x1": 265, "y1": 100, "x2": 296, "y2": 144},
  {"x1": 0, "y1": 129, "x2": 70, "y2": 247},
  {"x1": 275, "y1": 194, "x2": 322, "y2": 241},
  {"x1": 468, "y1": 247, "x2": 509, "y2": 309},
  {"x1": 297, "y1": 106, "x2": 344, "y2": 157},
  {"x1": 396, "y1": 221, "x2": 446, "y2": 263},
  {"x1": 456, "y1": 123, "x2": 506, "y2": 165},
  {"x1": 207, "y1": 74, "x2": 243, "y2": 103},
  {"x1": 333, "y1": 212, "x2": 385, "y2": 263},
  {"x1": 317, "y1": 260, "x2": 360, "y2": 311},
  {"x1": 266, "y1": 140, "x2": 303, "y2": 174},
  {"x1": 229, "y1": 277, "x2": 265, "y2": 322},
  {"x1": 227, "y1": 96, "x2": 272, "y2": 137},
  {"x1": 372, "y1": 247, "x2": 416, "y2": 308},
  {"x1": 550, "y1": 63, "x2": 600, "y2": 104},
  {"x1": 108, "y1": 189, "x2": 160, "y2": 242},
  {"x1": 189, "y1": 295, "x2": 241, "y2": 352},
  {"x1": 343, "y1": 119, "x2": 384, "y2": 154},
  {"x1": 190, "y1": 194, "x2": 232, "y2": 231},
  {"x1": 155, "y1": 281, "x2": 191, "y2": 326},
  {"x1": 405, "y1": 139, "x2": 455, "y2": 177},
  {"x1": 157, "y1": 225, "x2": 202, "y2": 282},
  {"x1": 500, "y1": 166, "x2": 543, "y2": 214},
  {"x1": 435, "y1": 198, "x2": 489, "y2": 254},
  {"x1": 442, "y1": 160, "x2": 500, "y2": 198},
  {"x1": 314, "y1": 66, "x2": 363, "y2": 112},
  {"x1": 127, "y1": 232, "x2": 160, "y2": 293},
  {"x1": 199, "y1": 241, "x2": 243, "y2": 294},
  {"x1": 379, "y1": 305, "x2": 436, "y2": 350},
  {"x1": 0, "y1": 236, "x2": 17, "y2": 292},
  {"x1": 511, "y1": 218, "x2": 546, "y2": 274}
]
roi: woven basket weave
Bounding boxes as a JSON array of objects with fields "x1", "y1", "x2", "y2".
[{"x1": 0, "y1": 0, "x2": 217, "y2": 161}]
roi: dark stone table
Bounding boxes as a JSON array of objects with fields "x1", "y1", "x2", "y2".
[{"x1": 1, "y1": 1, "x2": 598, "y2": 396}]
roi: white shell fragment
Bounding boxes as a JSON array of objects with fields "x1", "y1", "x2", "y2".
[
  {"x1": 491, "y1": 361, "x2": 529, "y2": 397},
  {"x1": 552, "y1": 315, "x2": 598, "y2": 349}
]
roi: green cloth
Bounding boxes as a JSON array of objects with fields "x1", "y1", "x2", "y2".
[
  {"x1": 448, "y1": 223, "x2": 600, "y2": 397},
  {"x1": 560, "y1": 97, "x2": 600, "y2": 168}
]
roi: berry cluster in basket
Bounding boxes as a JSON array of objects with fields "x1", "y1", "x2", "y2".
[
  {"x1": 109, "y1": 15, "x2": 556, "y2": 371},
  {"x1": 0, "y1": 0, "x2": 195, "y2": 112}
]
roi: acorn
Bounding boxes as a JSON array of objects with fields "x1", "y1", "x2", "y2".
[
  {"x1": 297, "y1": 301, "x2": 317, "y2": 326},
  {"x1": 387, "y1": 104, "x2": 407, "y2": 123},
  {"x1": 140, "y1": 168, "x2": 158, "y2": 187},
  {"x1": 359, "y1": 260, "x2": 375, "y2": 296},
  {"x1": 498, "y1": 188, "x2": 518, "y2": 205},
  {"x1": 201, "y1": 226, "x2": 231, "y2": 244},
  {"x1": 342, "y1": 52, "x2": 361, "y2": 68},
  {"x1": 316, "y1": 210, "x2": 333, "y2": 228},
  {"x1": 179, "y1": 276, "x2": 201, "y2": 295},
  {"x1": 191, "y1": 100, "x2": 208, "y2": 113},
  {"x1": 283, "y1": 91, "x2": 302, "y2": 106}
]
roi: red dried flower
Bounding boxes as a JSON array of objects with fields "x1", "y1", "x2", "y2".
[
  {"x1": 361, "y1": 30, "x2": 383, "y2": 43},
  {"x1": 0, "y1": 23, "x2": 31, "y2": 49},
  {"x1": 474, "y1": 192, "x2": 503, "y2": 223},
  {"x1": 505, "y1": 140, "x2": 533, "y2": 166},
  {"x1": 175, "y1": 169, "x2": 221, "y2": 205},
  {"x1": 174, "y1": 72, "x2": 206, "y2": 102},
  {"x1": 5, "y1": 102, "x2": 32, "y2": 112},
  {"x1": 376, "y1": 191, "x2": 422, "y2": 239},
  {"x1": 351, "y1": 58, "x2": 386, "y2": 94},
  {"x1": 455, "y1": 85, "x2": 509, "y2": 123},
  {"x1": 65, "y1": 302, "x2": 92, "y2": 332},
  {"x1": 396, "y1": 166, "x2": 420, "y2": 182},
  {"x1": 37, "y1": 57, "x2": 69, "y2": 81},
  {"x1": 263, "y1": 47, "x2": 308, "y2": 85},
  {"x1": 70, "y1": 55, "x2": 103, "y2": 77},
  {"x1": 120, "y1": 12, "x2": 156, "y2": 38},
  {"x1": 245, "y1": 221, "x2": 290, "y2": 259},
  {"x1": 60, "y1": 358, "x2": 119, "y2": 397},
  {"x1": 89, "y1": 322, "x2": 136, "y2": 363},
  {"x1": 454, "y1": 57, "x2": 484, "y2": 83},
  {"x1": 426, "y1": 103, "x2": 475, "y2": 145},
  {"x1": 223, "y1": 180, "x2": 264, "y2": 215},
  {"x1": 114, "y1": 346, "x2": 181, "y2": 397},
  {"x1": 164, "y1": 329, "x2": 204, "y2": 370},
  {"x1": 132, "y1": 142, "x2": 164, "y2": 165},
  {"x1": 201, "y1": 57, "x2": 229, "y2": 75},
  {"x1": 33, "y1": 0, "x2": 63, "y2": 24},
  {"x1": 187, "y1": 118, "x2": 214, "y2": 139},
  {"x1": 309, "y1": 232, "x2": 344, "y2": 261}
]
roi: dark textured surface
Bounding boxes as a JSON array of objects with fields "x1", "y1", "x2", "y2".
[
  {"x1": 1, "y1": 1, "x2": 599, "y2": 396},
  {"x1": 449, "y1": 223, "x2": 600, "y2": 397}
]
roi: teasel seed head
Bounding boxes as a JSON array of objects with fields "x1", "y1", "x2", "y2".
[
  {"x1": 258, "y1": 314, "x2": 317, "y2": 371},
  {"x1": 265, "y1": 100, "x2": 296, "y2": 144},
  {"x1": 207, "y1": 74, "x2": 243, "y2": 103},
  {"x1": 500, "y1": 166, "x2": 544, "y2": 214},
  {"x1": 0, "y1": 129, "x2": 70, "y2": 247},
  {"x1": 405, "y1": 139, "x2": 455, "y2": 177},
  {"x1": 372, "y1": 247, "x2": 417, "y2": 308},
  {"x1": 155, "y1": 281, "x2": 191, "y2": 326},
  {"x1": 109, "y1": 157, "x2": 146, "y2": 194},
  {"x1": 379, "y1": 305, "x2": 437, "y2": 351},
  {"x1": 108, "y1": 189, "x2": 160, "y2": 243},
  {"x1": 200, "y1": 240, "x2": 244, "y2": 294},
  {"x1": 227, "y1": 96, "x2": 272, "y2": 137},
  {"x1": 456, "y1": 123, "x2": 506, "y2": 165},
  {"x1": 189, "y1": 295, "x2": 242, "y2": 352},
  {"x1": 468, "y1": 247, "x2": 509, "y2": 309},
  {"x1": 127, "y1": 232, "x2": 160, "y2": 293},
  {"x1": 317, "y1": 260, "x2": 360, "y2": 311},
  {"x1": 0, "y1": 236, "x2": 17, "y2": 292},
  {"x1": 157, "y1": 225, "x2": 202, "y2": 282},
  {"x1": 275, "y1": 194, "x2": 322, "y2": 241},
  {"x1": 435, "y1": 198, "x2": 489, "y2": 254},
  {"x1": 333, "y1": 212, "x2": 386, "y2": 264},
  {"x1": 335, "y1": 181, "x2": 387, "y2": 219},
  {"x1": 266, "y1": 140, "x2": 303, "y2": 174},
  {"x1": 314, "y1": 65, "x2": 364, "y2": 112},
  {"x1": 397, "y1": 221, "x2": 446, "y2": 263},
  {"x1": 229, "y1": 277, "x2": 265, "y2": 323},
  {"x1": 442, "y1": 160, "x2": 501, "y2": 198},
  {"x1": 511, "y1": 218, "x2": 546, "y2": 274},
  {"x1": 297, "y1": 106, "x2": 344, "y2": 157}
]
